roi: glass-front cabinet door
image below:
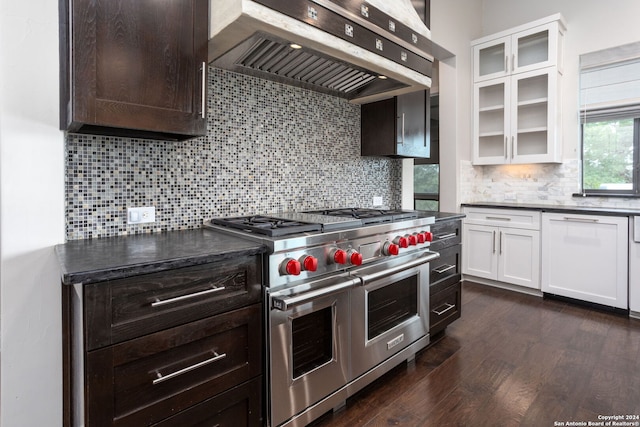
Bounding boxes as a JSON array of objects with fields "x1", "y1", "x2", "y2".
[
  {"x1": 473, "y1": 19, "x2": 563, "y2": 82},
  {"x1": 473, "y1": 77, "x2": 510, "y2": 165}
]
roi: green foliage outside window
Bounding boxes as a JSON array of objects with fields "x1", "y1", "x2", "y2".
[{"x1": 582, "y1": 118, "x2": 634, "y2": 190}]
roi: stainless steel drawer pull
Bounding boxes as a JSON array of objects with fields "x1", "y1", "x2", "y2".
[
  {"x1": 435, "y1": 232, "x2": 457, "y2": 240},
  {"x1": 432, "y1": 303, "x2": 455, "y2": 316},
  {"x1": 433, "y1": 264, "x2": 456, "y2": 274},
  {"x1": 151, "y1": 286, "x2": 226, "y2": 307},
  {"x1": 563, "y1": 216, "x2": 599, "y2": 223},
  {"x1": 153, "y1": 352, "x2": 227, "y2": 385},
  {"x1": 486, "y1": 216, "x2": 511, "y2": 221}
]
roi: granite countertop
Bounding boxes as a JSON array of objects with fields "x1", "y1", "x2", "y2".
[
  {"x1": 418, "y1": 210, "x2": 466, "y2": 221},
  {"x1": 55, "y1": 228, "x2": 267, "y2": 285},
  {"x1": 461, "y1": 202, "x2": 640, "y2": 217}
]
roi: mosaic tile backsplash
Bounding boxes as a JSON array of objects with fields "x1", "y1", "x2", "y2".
[{"x1": 65, "y1": 68, "x2": 402, "y2": 240}]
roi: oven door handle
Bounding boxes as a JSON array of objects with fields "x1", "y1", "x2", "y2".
[
  {"x1": 271, "y1": 278, "x2": 360, "y2": 311},
  {"x1": 356, "y1": 251, "x2": 440, "y2": 283}
]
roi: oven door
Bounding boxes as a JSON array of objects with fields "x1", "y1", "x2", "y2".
[
  {"x1": 350, "y1": 250, "x2": 439, "y2": 379},
  {"x1": 268, "y1": 274, "x2": 359, "y2": 427}
]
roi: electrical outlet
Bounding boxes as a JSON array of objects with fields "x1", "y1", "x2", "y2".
[
  {"x1": 373, "y1": 196, "x2": 383, "y2": 206},
  {"x1": 127, "y1": 206, "x2": 155, "y2": 224}
]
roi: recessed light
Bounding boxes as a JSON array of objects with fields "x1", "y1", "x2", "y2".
[
  {"x1": 378, "y1": 75, "x2": 388, "y2": 79},
  {"x1": 290, "y1": 43, "x2": 303, "y2": 49}
]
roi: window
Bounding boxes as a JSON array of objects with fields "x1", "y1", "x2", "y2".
[
  {"x1": 580, "y1": 42, "x2": 640, "y2": 196},
  {"x1": 414, "y1": 93, "x2": 439, "y2": 210}
]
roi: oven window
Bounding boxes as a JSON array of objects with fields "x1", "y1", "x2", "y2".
[
  {"x1": 291, "y1": 306, "x2": 333, "y2": 379},
  {"x1": 367, "y1": 276, "x2": 418, "y2": 340}
]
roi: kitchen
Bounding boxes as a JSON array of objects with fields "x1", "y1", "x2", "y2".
[{"x1": 2, "y1": 0, "x2": 640, "y2": 426}]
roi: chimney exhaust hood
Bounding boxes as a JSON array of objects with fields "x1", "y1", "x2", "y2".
[{"x1": 208, "y1": 0, "x2": 434, "y2": 104}]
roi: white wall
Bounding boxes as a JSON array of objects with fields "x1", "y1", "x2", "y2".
[{"x1": 0, "y1": 0, "x2": 65, "y2": 426}]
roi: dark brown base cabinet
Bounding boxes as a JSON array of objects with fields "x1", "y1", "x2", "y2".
[
  {"x1": 59, "y1": 0, "x2": 208, "y2": 140},
  {"x1": 63, "y1": 256, "x2": 263, "y2": 427},
  {"x1": 428, "y1": 218, "x2": 462, "y2": 335}
]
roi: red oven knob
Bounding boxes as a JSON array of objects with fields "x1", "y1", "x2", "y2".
[
  {"x1": 382, "y1": 242, "x2": 400, "y2": 256},
  {"x1": 407, "y1": 234, "x2": 418, "y2": 246},
  {"x1": 416, "y1": 232, "x2": 426, "y2": 244},
  {"x1": 300, "y1": 255, "x2": 318, "y2": 272},
  {"x1": 393, "y1": 236, "x2": 409, "y2": 248},
  {"x1": 280, "y1": 258, "x2": 301, "y2": 276},
  {"x1": 331, "y1": 249, "x2": 348, "y2": 265},
  {"x1": 348, "y1": 250, "x2": 363, "y2": 266},
  {"x1": 423, "y1": 231, "x2": 433, "y2": 242}
]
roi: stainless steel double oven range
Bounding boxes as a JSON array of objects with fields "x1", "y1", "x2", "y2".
[{"x1": 206, "y1": 208, "x2": 439, "y2": 427}]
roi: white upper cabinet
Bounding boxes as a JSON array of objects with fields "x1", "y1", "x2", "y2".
[
  {"x1": 472, "y1": 14, "x2": 566, "y2": 165},
  {"x1": 473, "y1": 16, "x2": 564, "y2": 82}
]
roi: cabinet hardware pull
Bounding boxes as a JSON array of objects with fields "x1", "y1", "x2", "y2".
[
  {"x1": 152, "y1": 352, "x2": 227, "y2": 385},
  {"x1": 511, "y1": 136, "x2": 515, "y2": 159},
  {"x1": 485, "y1": 216, "x2": 511, "y2": 221},
  {"x1": 433, "y1": 264, "x2": 456, "y2": 274},
  {"x1": 505, "y1": 55, "x2": 508, "y2": 73},
  {"x1": 562, "y1": 217, "x2": 600, "y2": 223},
  {"x1": 432, "y1": 303, "x2": 455, "y2": 316},
  {"x1": 512, "y1": 54, "x2": 515, "y2": 72},
  {"x1": 397, "y1": 113, "x2": 405, "y2": 144},
  {"x1": 492, "y1": 230, "x2": 496, "y2": 253},
  {"x1": 201, "y1": 62, "x2": 206, "y2": 119},
  {"x1": 499, "y1": 230, "x2": 503, "y2": 254},
  {"x1": 435, "y1": 232, "x2": 457, "y2": 240},
  {"x1": 151, "y1": 286, "x2": 226, "y2": 307},
  {"x1": 504, "y1": 136, "x2": 508, "y2": 158}
]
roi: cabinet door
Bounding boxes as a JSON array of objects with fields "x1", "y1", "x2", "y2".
[
  {"x1": 473, "y1": 36, "x2": 511, "y2": 82},
  {"x1": 511, "y1": 68, "x2": 560, "y2": 164},
  {"x1": 396, "y1": 90, "x2": 429, "y2": 157},
  {"x1": 541, "y1": 213, "x2": 628, "y2": 309},
  {"x1": 462, "y1": 223, "x2": 498, "y2": 280},
  {"x1": 497, "y1": 228, "x2": 540, "y2": 289},
  {"x1": 512, "y1": 22, "x2": 559, "y2": 74},
  {"x1": 63, "y1": 0, "x2": 208, "y2": 139},
  {"x1": 473, "y1": 77, "x2": 510, "y2": 165}
]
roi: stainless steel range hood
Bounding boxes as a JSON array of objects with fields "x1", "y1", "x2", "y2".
[{"x1": 208, "y1": 0, "x2": 434, "y2": 104}]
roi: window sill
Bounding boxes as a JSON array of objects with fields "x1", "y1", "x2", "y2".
[{"x1": 572, "y1": 192, "x2": 640, "y2": 198}]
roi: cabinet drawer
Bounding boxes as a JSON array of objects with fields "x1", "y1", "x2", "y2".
[
  {"x1": 463, "y1": 207, "x2": 541, "y2": 230},
  {"x1": 86, "y1": 304, "x2": 262, "y2": 427},
  {"x1": 430, "y1": 282, "x2": 461, "y2": 335},
  {"x1": 430, "y1": 244, "x2": 460, "y2": 288},
  {"x1": 85, "y1": 255, "x2": 262, "y2": 350},
  {"x1": 153, "y1": 377, "x2": 262, "y2": 427},
  {"x1": 430, "y1": 219, "x2": 461, "y2": 251}
]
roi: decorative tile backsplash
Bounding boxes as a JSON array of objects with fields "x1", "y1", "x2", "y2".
[
  {"x1": 65, "y1": 68, "x2": 402, "y2": 240},
  {"x1": 460, "y1": 159, "x2": 640, "y2": 209}
]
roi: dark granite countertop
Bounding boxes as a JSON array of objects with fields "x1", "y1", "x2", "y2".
[
  {"x1": 418, "y1": 210, "x2": 466, "y2": 221},
  {"x1": 55, "y1": 228, "x2": 267, "y2": 285},
  {"x1": 461, "y1": 202, "x2": 640, "y2": 217}
]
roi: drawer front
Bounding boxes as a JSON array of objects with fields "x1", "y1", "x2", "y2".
[
  {"x1": 86, "y1": 304, "x2": 262, "y2": 427},
  {"x1": 85, "y1": 255, "x2": 262, "y2": 350},
  {"x1": 463, "y1": 207, "x2": 541, "y2": 230},
  {"x1": 430, "y1": 219, "x2": 462, "y2": 251},
  {"x1": 429, "y1": 244, "x2": 460, "y2": 287},
  {"x1": 430, "y1": 282, "x2": 461, "y2": 335},
  {"x1": 153, "y1": 377, "x2": 262, "y2": 427}
]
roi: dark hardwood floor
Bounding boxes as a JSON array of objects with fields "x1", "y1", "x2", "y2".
[{"x1": 311, "y1": 281, "x2": 640, "y2": 427}]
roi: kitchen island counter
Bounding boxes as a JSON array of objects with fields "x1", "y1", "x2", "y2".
[{"x1": 55, "y1": 228, "x2": 267, "y2": 285}]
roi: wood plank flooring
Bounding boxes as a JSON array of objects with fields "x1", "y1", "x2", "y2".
[{"x1": 311, "y1": 281, "x2": 640, "y2": 427}]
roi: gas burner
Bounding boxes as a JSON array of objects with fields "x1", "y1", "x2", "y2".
[
  {"x1": 211, "y1": 215, "x2": 322, "y2": 237},
  {"x1": 304, "y1": 208, "x2": 419, "y2": 224}
]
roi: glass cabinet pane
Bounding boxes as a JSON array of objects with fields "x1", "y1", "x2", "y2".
[
  {"x1": 517, "y1": 30, "x2": 549, "y2": 68},
  {"x1": 479, "y1": 43, "x2": 506, "y2": 77}
]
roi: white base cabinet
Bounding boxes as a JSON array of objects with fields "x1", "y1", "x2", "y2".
[
  {"x1": 541, "y1": 213, "x2": 628, "y2": 309},
  {"x1": 463, "y1": 208, "x2": 540, "y2": 290},
  {"x1": 628, "y1": 217, "x2": 640, "y2": 315}
]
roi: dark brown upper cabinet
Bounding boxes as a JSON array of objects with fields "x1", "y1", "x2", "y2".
[
  {"x1": 361, "y1": 90, "x2": 432, "y2": 159},
  {"x1": 59, "y1": 0, "x2": 208, "y2": 141}
]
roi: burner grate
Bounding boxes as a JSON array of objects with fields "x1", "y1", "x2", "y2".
[
  {"x1": 211, "y1": 215, "x2": 322, "y2": 237},
  {"x1": 304, "y1": 208, "x2": 418, "y2": 224}
]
